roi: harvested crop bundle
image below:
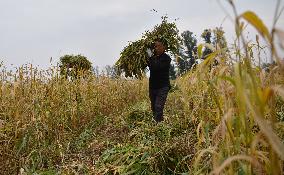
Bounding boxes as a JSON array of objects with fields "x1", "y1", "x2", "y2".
[{"x1": 116, "y1": 16, "x2": 181, "y2": 78}]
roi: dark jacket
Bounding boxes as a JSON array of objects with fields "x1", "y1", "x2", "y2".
[{"x1": 148, "y1": 53, "x2": 171, "y2": 89}]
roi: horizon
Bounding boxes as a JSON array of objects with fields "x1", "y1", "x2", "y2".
[{"x1": 0, "y1": 0, "x2": 283, "y2": 70}]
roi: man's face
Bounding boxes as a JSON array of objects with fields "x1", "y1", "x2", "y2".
[{"x1": 154, "y1": 41, "x2": 165, "y2": 56}]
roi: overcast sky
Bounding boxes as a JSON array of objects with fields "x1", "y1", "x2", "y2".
[{"x1": 0, "y1": 0, "x2": 283, "y2": 69}]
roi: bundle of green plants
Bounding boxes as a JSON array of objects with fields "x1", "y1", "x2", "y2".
[{"x1": 115, "y1": 16, "x2": 181, "y2": 78}]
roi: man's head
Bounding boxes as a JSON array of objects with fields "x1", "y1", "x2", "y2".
[{"x1": 154, "y1": 39, "x2": 167, "y2": 56}]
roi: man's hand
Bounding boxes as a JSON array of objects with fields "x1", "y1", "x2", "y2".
[{"x1": 146, "y1": 48, "x2": 153, "y2": 57}]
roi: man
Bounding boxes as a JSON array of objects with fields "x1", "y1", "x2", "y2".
[{"x1": 148, "y1": 39, "x2": 171, "y2": 122}]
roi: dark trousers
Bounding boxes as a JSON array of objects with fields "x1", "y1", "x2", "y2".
[{"x1": 149, "y1": 86, "x2": 170, "y2": 122}]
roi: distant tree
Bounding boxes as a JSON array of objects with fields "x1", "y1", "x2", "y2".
[
  {"x1": 182, "y1": 31, "x2": 198, "y2": 59},
  {"x1": 103, "y1": 65, "x2": 120, "y2": 78},
  {"x1": 176, "y1": 30, "x2": 198, "y2": 75},
  {"x1": 212, "y1": 27, "x2": 228, "y2": 66},
  {"x1": 201, "y1": 29, "x2": 213, "y2": 59},
  {"x1": 201, "y1": 29, "x2": 212, "y2": 44},
  {"x1": 261, "y1": 62, "x2": 277, "y2": 72},
  {"x1": 169, "y1": 63, "x2": 177, "y2": 80},
  {"x1": 59, "y1": 54, "x2": 92, "y2": 79},
  {"x1": 212, "y1": 27, "x2": 228, "y2": 50},
  {"x1": 176, "y1": 54, "x2": 192, "y2": 76},
  {"x1": 93, "y1": 66, "x2": 100, "y2": 77}
]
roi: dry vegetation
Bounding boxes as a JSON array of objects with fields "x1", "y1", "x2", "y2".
[{"x1": 1, "y1": 1, "x2": 284, "y2": 174}]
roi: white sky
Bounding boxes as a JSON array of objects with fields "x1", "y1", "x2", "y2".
[{"x1": 0, "y1": 0, "x2": 283, "y2": 69}]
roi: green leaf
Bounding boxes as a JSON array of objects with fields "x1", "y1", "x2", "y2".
[
  {"x1": 219, "y1": 76, "x2": 236, "y2": 86},
  {"x1": 202, "y1": 51, "x2": 218, "y2": 66},
  {"x1": 197, "y1": 44, "x2": 203, "y2": 59}
]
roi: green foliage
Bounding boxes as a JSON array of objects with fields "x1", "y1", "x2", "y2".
[
  {"x1": 177, "y1": 30, "x2": 198, "y2": 75},
  {"x1": 201, "y1": 29, "x2": 213, "y2": 59},
  {"x1": 59, "y1": 54, "x2": 92, "y2": 79},
  {"x1": 169, "y1": 63, "x2": 177, "y2": 80},
  {"x1": 116, "y1": 16, "x2": 181, "y2": 78},
  {"x1": 126, "y1": 101, "x2": 152, "y2": 128},
  {"x1": 72, "y1": 128, "x2": 94, "y2": 151},
  {"x1": 212, "y1": 27, "x2": 228, "y2": 50},
  {"x1": 96, "y1": 145, "x2": 151, "y2": 175},
  {"x1": 201, "y1": 29, "x2": 212, "y2": 44},
  {"x1": 181, "y1": 30, "x2": 198, "y2": 59}
]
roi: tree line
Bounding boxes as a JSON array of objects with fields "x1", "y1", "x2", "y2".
[
  {"x1": 170, "y1": 27, "x2": 228, "y2": 79},
  {"x1": 59, "y1": 27, "x2": 228, "y2": 80}
]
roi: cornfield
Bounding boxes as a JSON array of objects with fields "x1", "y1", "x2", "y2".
[{"x1": 1, "y1": 1, "x2": 284, "y2": 174}]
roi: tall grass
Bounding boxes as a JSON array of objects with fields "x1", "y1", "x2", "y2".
[
  {"x1": 0, "y1": 64, "x2": 148, "y2": 174},
  {"x1": 1, "y1": 1, "x2": 284, "y2": 174},
  {"x1": 181, "y1": 1, "x2": 284, "y2": 174}
]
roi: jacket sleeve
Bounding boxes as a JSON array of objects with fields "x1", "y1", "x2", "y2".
[{"x1": 147, "y1": 57, "x2": 151, "y2": 67}]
